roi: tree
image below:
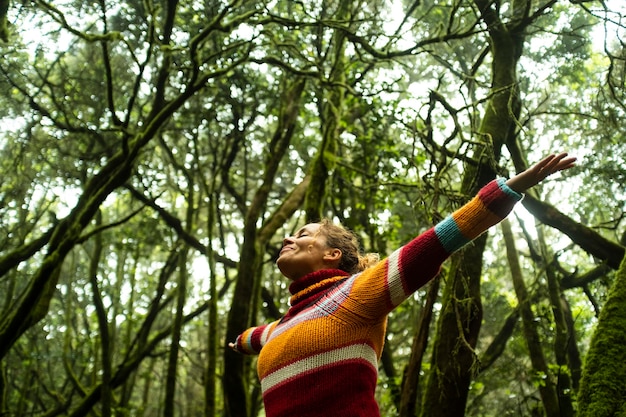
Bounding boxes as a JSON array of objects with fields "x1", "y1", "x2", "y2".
[
  {"x1": 1, "y1": 0, "x2": 625, "y2": 416},
  {"x1": 577, "y1": 254, "x2": 626, "y2": 416}
]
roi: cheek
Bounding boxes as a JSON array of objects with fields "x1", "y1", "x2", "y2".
[{"x1": 307, "y1": 242, "x2": 324, "y2": 253}]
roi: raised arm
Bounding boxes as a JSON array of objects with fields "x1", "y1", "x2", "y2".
[{"x1": 337, "y1": 152, "x2": 577, "y2": 321}]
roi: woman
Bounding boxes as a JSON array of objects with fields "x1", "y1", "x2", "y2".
[{"x1": 230, "y1": 153, "x2": 576, "y2": 417}]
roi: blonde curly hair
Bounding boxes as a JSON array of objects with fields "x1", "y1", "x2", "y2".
[{"x1": 318, "y1": 219, "x2": 379, "y2": 274}]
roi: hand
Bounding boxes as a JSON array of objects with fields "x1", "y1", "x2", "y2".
[{"x1": 506, "y1": 153, "x2": 577, "y2": 193}]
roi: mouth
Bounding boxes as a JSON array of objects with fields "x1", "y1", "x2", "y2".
[{"x1": 279, "y1": 246, "x2": 294, "y2": 256}]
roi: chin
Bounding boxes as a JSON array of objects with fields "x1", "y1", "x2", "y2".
[{"x1": 275, "y1": 261, "x2": 288, "y2": 277}]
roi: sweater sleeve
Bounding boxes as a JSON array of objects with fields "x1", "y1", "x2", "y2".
[
  {"x1": 338, "y1": 178, "x2": 522, "y2": 321},
  {"x1": 232, "y1": 321, "x2": 279, "y2": 355}
]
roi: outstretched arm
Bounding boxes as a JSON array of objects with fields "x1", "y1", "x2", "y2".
[
  {"x1": 342, "y1": 152, "x2": 577, "y2": 320},
  {"x1": 228, "y1": 321, "x2": 279, "y2": 355},
  {"x1": 506, "y1": 152, "x2": 577, "y2": 193}
]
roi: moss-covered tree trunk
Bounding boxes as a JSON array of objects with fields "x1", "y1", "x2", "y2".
[
  {"x1": 420, "y1": 5, "x2": 523, "y2": 417},
  {"x1": 418, "y1": 0, "x2": 528, "y2": 414},
  {"x1": 222, "y1": 79, "x2": 307, "y2": 417},
  {"x1": 303, "y1": 3, "x2": 349, "y2": 222},
  {"x1": 577, "y1": 254, "x2": 626, "y2": 417}
]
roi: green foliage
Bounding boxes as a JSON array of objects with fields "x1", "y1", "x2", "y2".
[{"x1": 0, "y1": 0, "x2": 624, "y2": 416}]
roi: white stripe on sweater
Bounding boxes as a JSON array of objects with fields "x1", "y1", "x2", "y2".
[
  {"x1": 261, "y1": 343, "x2": 378, "y2": 393},
  {"x1": 386, "y1": 248, "x2": 405, "y2": 307}
]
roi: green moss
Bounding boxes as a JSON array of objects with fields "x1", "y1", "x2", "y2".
[{"x1": 578, "y1": 254, "x2": 626, "y2": 417}]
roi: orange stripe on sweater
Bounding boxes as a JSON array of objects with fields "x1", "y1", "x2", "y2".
[
  {"x1": 257, "y1": 319, "x2": 385, "y2": 379},
  {"x1": 450, "y1": 196, "x2": 502, "y2": 240}
]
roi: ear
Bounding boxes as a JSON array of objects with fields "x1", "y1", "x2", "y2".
[{"x1": 323, "y1": 248, "x2": 342, "y2": 263}]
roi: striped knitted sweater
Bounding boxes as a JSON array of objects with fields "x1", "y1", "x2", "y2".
[{"x1": 233, "y1": 178, "x2": 522, "y2": 417}]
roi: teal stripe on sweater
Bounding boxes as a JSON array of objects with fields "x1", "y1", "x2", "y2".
[
  {"x1": 434, "y1": 216, "x2": 469, "y2": 254},
  {"x1": 497, "y1": 177, "x2": 523, "y2": 200}
]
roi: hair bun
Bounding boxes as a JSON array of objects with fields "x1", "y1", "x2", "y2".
[{"x1": 358, "y1": 253, "x2": 380, "y2": 271}]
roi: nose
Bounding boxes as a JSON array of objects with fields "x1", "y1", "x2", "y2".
[{"x1": 283, "y1": 235, "x2": 295, "y2": 246}]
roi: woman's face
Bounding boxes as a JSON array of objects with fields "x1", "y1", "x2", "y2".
[{"x1": 276, "y1": 223, "x2": 341, "y2": 280}]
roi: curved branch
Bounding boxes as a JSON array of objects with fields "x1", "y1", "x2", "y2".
[
  {"x1": 0, "y1": 225, "x2": 56, "y2": 280},
  {"x1": 522, "y1": 194, "x2": 625, "y2": 269}
]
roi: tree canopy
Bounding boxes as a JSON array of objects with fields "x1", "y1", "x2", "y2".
[{"x1": 0, "y1": 0, "x2": 625, "y2": 416}]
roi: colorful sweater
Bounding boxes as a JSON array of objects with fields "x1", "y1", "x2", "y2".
[{"x1": 233, "y1": 178, "x2": 522, "y2": 417}]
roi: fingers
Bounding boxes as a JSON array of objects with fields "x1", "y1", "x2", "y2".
[
  {"x1": 555, "y1": 155, "x2": 577, "y2": 172},
  {"x1": 546, "y1": 153, "x2": 577, "y2": 175},
  {"x1": 535, "y1": 153, "x2": 576, "y2": 177}
]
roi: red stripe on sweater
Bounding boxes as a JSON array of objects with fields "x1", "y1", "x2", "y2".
[
  {"x1": 263, "y1": 360, "x2": 380, "y2": 417},
  {"x1": 250, "y1": 328, "x2": 264, "y2": 352},
  {"x1": 399, "y1": 228, "x2": 449, "y2": 294},
  {"x1": 477, "y1": 181, "x2": 517, "y2": 218}
]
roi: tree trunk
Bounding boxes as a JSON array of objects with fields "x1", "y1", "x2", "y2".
[
  {"x1": 537, "y1": 227, "x2": 575, "y2": 416},
  {"x1": 304, "y1": 2, "x2": 349, "y2": 222},
  {"x1": 222, "y1": 79, "x2": 307, "y2": 417},
  {"x1": 204, "y1": 191, "x2": 219, "y2": 416},
  {"x1": 400, "y1": 278, "x2": 440, "y2": 417},
  {"x1": 560, "y1": 295, "x2": 583, "y2": 391},
  {"x1": 89, "y1": 212, "x2": 112, "y2": 417},
  {"x1": 502, "y1": 219, "x2": 560, "y2": 416},
  {"x1": 420, "y1": 0, "x2": 528, "y2": 413},
  {"x1": 577, "y1": 254, "x2": 626, "y2": 416},
  {"x1": 165, "y1": 183, "x2": 195, "y2": 417},
  {"x1": 419, "y1": 240, "x2": 488, "y2": 417},
  {"x1": 163, "y1": 248, "x2": 189, "y2": 417},
  {"x1": 478, "y1": 308, "x2": 520, "y2": 373}
]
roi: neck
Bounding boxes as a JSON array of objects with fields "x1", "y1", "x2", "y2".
[
  {"x1": 288, "y1": 269, "x2": 350, "y2": 309},
  {"x1": 289, "y1": 269, "x2": 349, "y2": 294}
]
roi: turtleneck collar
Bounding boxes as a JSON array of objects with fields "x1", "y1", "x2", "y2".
[{"x1": 288, "y1": 269, "x2": 350, "y2": 308}]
